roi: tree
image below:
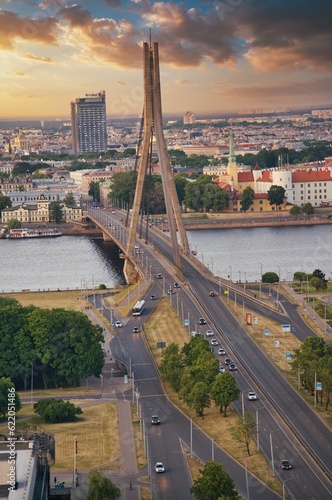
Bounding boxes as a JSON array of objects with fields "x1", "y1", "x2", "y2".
[
  {"x1": 87, "y1": 469, "x2": 121, "y2": 500},
  {"x1": 174, "y1": 175, "x2": 188, "y2": 206},
  {"x1": 187, "y1": 381, "x2": 211, "y2": 417},
  {"x1": 62, "y1": 192, "x2": 76, "y2": 207},
  {"x1": 0, "y1": 378, "x2": 22, "y2": 418},
  {"x1": 302, "y1": 202, "x2": 314, "y2": 219},
  {"x1": 293, "y1": 271, "x2": 308, "y2": 282},
  {"x1": 109, "y1": 171, "x2": 137, "y2": 207},
  {"x1": 49, "y1": 201, "x2": 63, "y2": 223},
  {"x1": 160, "y1": 343, "x2": 184, "y2": 392},
  {"x1": 267, "y1": 185, "x2": 285, "y2": 209},
  {"x1": 210, "y1": 373, "x2": 240, "y2": 417},
  {"x1": 0, "y1": 194, "x2": 12, "y2": 214},
  {"x1": 240, "y1": 186, "x2": 255, "y2": 212},
  {"x1": 312, "y1": 269, "x2": 327, "y2": 282},
  {"x1": 190, "y1": 461, "x2": 239, "y2": 500},
  {"x1": 202, "y1": 184, "x2": 229, "y2": 212},
  {"x1": 262, "y1": 272, "x2": 279, "y2": 283},
  {"x1": 309, "y1": 277, "x2": 327, "y2": 291},
  {"x1": 7, "y1": 218, "x2": 22, "y2": 229},
  {"x1": 34, "y1": 398, "x2": 82, "y2": 423},
  {"x1": 233, "y1": 411, "x2": 256, "y2": 456},
  {"x1": 89, "y1": 181, "x2": 101, "y2": 203},
  {"x1": 289, "y1": 205, "x2": 301, "y2": 218}
]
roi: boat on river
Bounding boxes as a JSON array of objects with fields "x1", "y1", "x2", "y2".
[{"x1": 6, "y1": 228, "x2": 62, "y2": 239}]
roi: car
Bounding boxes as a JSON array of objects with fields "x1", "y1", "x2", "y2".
[
  {"x1": 219, "y1": 366, "x2": 225, "y2": 373},
  {"x1": 229, "y1": 363, "x2": 237, "y2": 371},
  {"x1": 209, "y1": 291, "x2": 215, "y2": 297},
  {"x1": 150, "y1": 294, "x2": 157, "y2": 300},
  {"x1": 115, "y1": 321, "x2": 122, "y2": 328},
  {"x1": 281, "y1": 460, "x2": 292, "y2": 470},
  {"x1": 248, "y1": 391, "x2": 257, "y2": 401},
  {"x1": 155, "y1": 462, "x2": 165, "y2": 473},
  {"x1": 206, "y1": 329, "x2": 214, "y2": 336},
  {"x1": 174, "y1": 282, "x2": 180, "y2": 288},
  {"x1": 132, "y1": 327, "x2": 140, "y2": 333},
  {"x1": 111, "y1": 210, "x2": 115, "y2": 214},
  {"x1": 151, "y1": 415, "x2": 160, "y2": 425},
  {"x1": 224, "y1": 358, "x2": 232, "y2": 365},
  {"x1": 198, "y1": 318, "x2": 206, "y2": 325},
  {"x1": 168, "y1": 289, "x2": 174, "y2": 294},
  {"x1": 157, "y1": 273, "x2": 163, "y2": 279},
  {"x1": 211, "y1": 339, "x2": 219, "y2": 346},
  {"x1": 134, "y1": 244, "x2": 140, "y2": 249},
  {"x1": 218, "y1": 348, "x2": 226, "y2": 355}
]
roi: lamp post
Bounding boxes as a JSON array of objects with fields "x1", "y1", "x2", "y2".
[
  {"x1": 100, "y1": 375, "x2": 103, "y2": 398},
  {"x1": 256, "y1": 406, "x2": 265, "y2": 451},
  {"x1": 270, "y1": 429, "x2": 281, "y2": 476},
  {"x1": 283, "y1": 477, "x2": 295, "y2": 500},
  {"x1": 111, "y1": 368, "x2": 114, "y2": 389}
]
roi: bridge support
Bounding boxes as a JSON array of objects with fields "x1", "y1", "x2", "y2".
[{"x1": 124, "y1": 42, "x2": 189, "y2": 284}]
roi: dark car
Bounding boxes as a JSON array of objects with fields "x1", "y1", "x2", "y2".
[
  {"x1": 209, "y1": 291, "x2": 215, "y2": 297},
  {"x1": 198, "y1": 318, "x2": 206, "y2": 325},
  {"x1": 151, "y1": 415, "x2": 160, "y2": 425},
  {"x1": 133, "y1": 327, "x2": 140, "y2": 333},
  {"x1": 224, "y1": 358, "x2": 232, "y2": 365},
  {"x1": 281, "y1": 460, "x2": 292, "y2": 470},
  {"x1": 157, "y1": 273, "x2": 163, "y2": 279},
  {"x1": 150, "y1": 294, "x2": 157, "y2": 300},
  {"x1": 229, "y1": 363, "x2": 237, "y2": 371},
  {"x1": 174, "y1": 282, "x2": 180, "y2": 288}
]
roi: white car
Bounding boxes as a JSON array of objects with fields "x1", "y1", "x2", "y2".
[
  {"x1": 115, "y1": 320, "x2": 122, "y2": 328},
  {"x1": 155, "y1": 462, "x2": 165, "y2": 473},
  {"x1": 218, "y1": 348, "x2": 226, "y2": 355},
  {"x1": 206, "y1": 329, "x2": 214, "y2": 336},
  {"x1": 211, "y1": 339, "x2": 219, "y2": 346},
  {"x1": 248, "y1": 391, "x2": 258, "y2": 401},
  {"x1": 219, "y1": 366, "x2": 225, "y2": 373}
]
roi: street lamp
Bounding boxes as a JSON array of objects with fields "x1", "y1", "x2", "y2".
[
  {"x1": 111, "y1": 368, "x2": 114, "y2": 389},
  {"x1": 270, "y1": 429, "x2": 281, "y2": 476},
  {"x1": 283, "y1": 477, "x2": 295, "y2": 500},
  {"x1": 256, "y1": 406, "x2": 265, "y2": 451}
]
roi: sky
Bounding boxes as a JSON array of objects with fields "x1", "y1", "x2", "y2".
[{"x1": 0, "y1": 0, "x2": 331, "y2": 119}]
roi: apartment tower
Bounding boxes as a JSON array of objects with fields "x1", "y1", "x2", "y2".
[{"x1": 71, "y1": 91, "x2": 107, "y2": 154}]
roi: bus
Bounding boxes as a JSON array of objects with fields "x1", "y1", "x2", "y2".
[{"x1": 132, "y1": 300, "x2": 145, "y2": 316}]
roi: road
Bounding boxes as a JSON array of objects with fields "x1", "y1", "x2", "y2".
[{"x1": 89, "y1": 207, "x2": 332, "y2": 499}]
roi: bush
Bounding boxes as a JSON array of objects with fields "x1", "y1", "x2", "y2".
[
  {"x1": 262, "y1": 272, "x2": 279, "y2": 284},
  {"x1": 34, "y1": 398, "x2": 82, "y2": 423}
]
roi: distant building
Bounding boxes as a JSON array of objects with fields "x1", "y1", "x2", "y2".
[
  {"x1": 183, "y1": 112, "x2": 196, "y2": 125},
  {"x1": 1, "y1": 195, "x2": 82, "y2": 223},
  {"x1": 71, "y1": 91, "x2": 107, "y2": 154}
]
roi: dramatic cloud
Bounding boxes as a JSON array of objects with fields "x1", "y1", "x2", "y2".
[
  {"x1": 237, "y1": 0, "x2": 332, "y2": 72},
  {"x1": 0, "y1": 10, "x2": 59, "y2": 49},
  {"x1": 142, "y1": 2, "x2": 241, "y2": 67},
  {"x1": 58, "y1": 4, "x2": 143, "y2": 68}
]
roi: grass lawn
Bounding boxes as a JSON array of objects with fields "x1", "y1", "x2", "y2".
[
  {"x1": 142, "y1": 298, "x2": 282, "y2": 496},
  {"x1": 0, "y1": 402, "x2": 120, "y2": 471}
]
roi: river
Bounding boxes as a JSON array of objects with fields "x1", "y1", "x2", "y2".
[{"x1": 1, "y1": 225, "x2": 331, "y2": 292}]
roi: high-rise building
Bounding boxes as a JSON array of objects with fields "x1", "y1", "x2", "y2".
[{"x1": 71, "y1": 91, "x2": 107, "y2": 154}]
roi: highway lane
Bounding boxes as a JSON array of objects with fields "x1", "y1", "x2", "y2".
[
  {"x1": 108, "y1": 293, "x2": 281, "y2": 500},
  {"x1": 89, "y1": 208, "x2": 332, "y2": 498},
  {"x1": 146, "y1": 228, "x2": 332, "y2": 498}
]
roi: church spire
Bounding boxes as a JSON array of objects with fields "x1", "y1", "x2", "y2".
[{"x1": 228, "y1": 128, "x2": 236, "y2": 166}]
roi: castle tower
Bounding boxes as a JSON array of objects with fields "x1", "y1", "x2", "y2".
[{"x1": 124, "y1": 42, "x2": 189, "y2": 284}]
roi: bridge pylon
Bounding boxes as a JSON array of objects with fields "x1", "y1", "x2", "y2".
[{"x1": 124, "y1": 42, "x2": 189, "y2": 284}]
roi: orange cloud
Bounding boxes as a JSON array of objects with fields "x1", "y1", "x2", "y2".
[
  {"x1": 21, "y1": 53, "x2": 53, "y2": 63},
  {"x1": 0, "y1": 10, "x2": 59, "y2": 50}
]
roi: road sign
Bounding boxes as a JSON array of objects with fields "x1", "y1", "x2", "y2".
[
  {"x1": 274, "y1": 340, "x2": 280, "y2": 348},
  {"x1": 264, "y1": 328, "x2": 270, "y2": 336},
  {"x1": 316, "y1": 382, "x2": 322, "y2": 391},
  {"x1": 253, "y1": 317, "x2": 258, "y2": 324},
  {"x1": 184, "y1": 319, "x2": 189, "y2": 326},
  {"x1": 282, "y1": 324, "x2": 291, "y2": 332},
  {"x1": 286, "y1": 352, "x2": 292, "y2": 361}
]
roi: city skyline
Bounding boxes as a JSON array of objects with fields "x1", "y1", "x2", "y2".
[{"x1": 0, "y1": 0, "x2": 331, "y2": 119}]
